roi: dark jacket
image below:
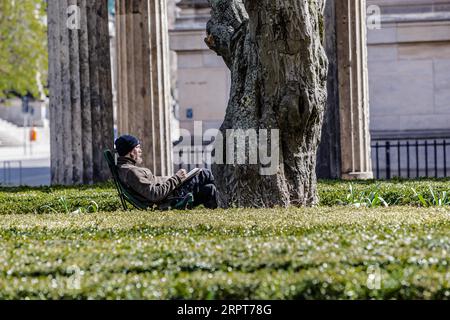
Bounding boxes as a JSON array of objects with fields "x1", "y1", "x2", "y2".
[{"x1": 116, "y1": 156, "x2": 182, "y2": 204}]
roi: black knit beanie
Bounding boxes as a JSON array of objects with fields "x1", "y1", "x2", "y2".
[{"x1": 115, "y1": 135, "x2": 140, "y2": 156}]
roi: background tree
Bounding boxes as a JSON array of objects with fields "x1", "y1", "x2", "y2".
[
  {"x1": 205, "y1": 0, "x2": 328, "y2": 208},
  {"x1": 0, "y1": 0, "x2": 47, "y2": 99}
]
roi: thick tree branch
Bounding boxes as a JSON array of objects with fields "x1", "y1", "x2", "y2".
[{"x1": 204, "y1": 0, "x2": 248, "y2": 68}]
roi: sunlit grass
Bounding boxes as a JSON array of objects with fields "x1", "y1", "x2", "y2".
[{"x1": 0, "y1": 207, "x2": 449, "y2": 299}]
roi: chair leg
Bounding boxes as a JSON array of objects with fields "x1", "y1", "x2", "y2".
[{"x1": 120, "y1": 196, "x2": 128, "y2": 210}]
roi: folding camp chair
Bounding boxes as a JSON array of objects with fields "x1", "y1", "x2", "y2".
[{"x1": 103, "y1": 149, "x2": 194, "y2": 211}]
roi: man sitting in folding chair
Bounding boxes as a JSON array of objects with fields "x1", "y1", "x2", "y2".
[{"x1": 114, "y1": 135, "x2": 219, "y2": 210}]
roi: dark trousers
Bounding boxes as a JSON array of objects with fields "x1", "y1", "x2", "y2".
[{"x1": 180, "y1": 169, "x2": 218, "y2": 209}]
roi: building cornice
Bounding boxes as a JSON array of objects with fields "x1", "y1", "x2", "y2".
[
  {"x1": 177, "y1": 0, "x2": 209, "y2": 10},
  {"x1": 382, "y1": 12, "x2": 450, "y2": 24}
]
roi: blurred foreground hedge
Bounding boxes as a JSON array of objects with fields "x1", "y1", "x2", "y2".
[{"x1": 0, "y1": 207, "x2": 449, "y2": 299}]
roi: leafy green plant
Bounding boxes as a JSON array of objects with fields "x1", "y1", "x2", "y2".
[
  {"x1": 412, "y1": 186, "x2": 450, "y2": 207},
  {"x1": 338, "y1": 184, "x2": 388, "y2": 208},
  {"x1": 40, "y1": 196, "x2": 99, "y2": 214},
  {"x1": 73, "y1": 200, "x2": 99, "y2": 214}
]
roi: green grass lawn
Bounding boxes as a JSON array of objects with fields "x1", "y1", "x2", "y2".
[
  {"x1": 1, "y1": 207, "x2": 449, "y2": 299},
  {"x1": 1, "y1": 179, "x2": 450, "y2": 214}
]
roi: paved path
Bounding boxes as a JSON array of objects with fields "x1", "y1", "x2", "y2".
[{"x1": 0, "y1": 145, "x2": 50, "y2": 187}]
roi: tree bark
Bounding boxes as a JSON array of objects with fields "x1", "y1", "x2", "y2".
[{"x1": 205, "y1": 0, "x2": 328, "y2": 207}]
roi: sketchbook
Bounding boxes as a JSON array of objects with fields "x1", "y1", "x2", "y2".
[{"x1": 184, "y1": 168, "x2": 201, "y2": 182}]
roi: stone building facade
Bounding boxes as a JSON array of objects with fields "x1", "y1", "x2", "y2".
[
  {"x1": 367, "y1": 0, "x2": 450, "y2": 139},
  {"x1": 169, "y1": 0, "x2": 228, "y2": 135},
  {"x1": 366, "y1": 0, "x2": 450, "y2": 178},
  {"x1": 169, "y1": 0, "x2": 450, "y2": 178}
]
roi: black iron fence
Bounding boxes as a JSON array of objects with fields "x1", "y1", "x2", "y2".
[
  {"x1": 173, "y1": 146, "x2": 212, "y2": 172},
  {"x1": 372, "y1": 139, "x2": 449, "y2": 179},
  {"x1": 173, "y1": 138, "x2": 213, "y2": 172},
  {"x1": 173, "y1": 137, "x2": 450, "y2": 180},
  {"x1": 0, "y1": 160, "x2": 22, "y2": 185}
]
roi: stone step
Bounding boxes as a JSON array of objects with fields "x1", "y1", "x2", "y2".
[{"x1": 0, "y1": 118, "x2": 25, "y2": 146}]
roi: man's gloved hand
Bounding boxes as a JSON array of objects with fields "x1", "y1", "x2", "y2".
[{"x1": 176, "y1": 169, "x2": 187, "y2": 182}]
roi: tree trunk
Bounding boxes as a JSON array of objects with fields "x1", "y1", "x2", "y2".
[{"x1": 205, "y1": 0, "x2": 328, "y2": 207}]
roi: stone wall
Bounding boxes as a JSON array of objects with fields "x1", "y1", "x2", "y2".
[
  {"x1": 171, "y1": 0, "x2": 450, "y2": 141},
  {"x1": 367, "y1": 0, "x2": 450, "y2": 139},
  {"x1": 169, "y1": 0, "x2": 229, "y2": 135},
  {"x1": 169, "y1": 0, "x2": 450, "y2": 179},
  {"x1": 0, "y1": 99, "x2": 48, "y2": 127}
]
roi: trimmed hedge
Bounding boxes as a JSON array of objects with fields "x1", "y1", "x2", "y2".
[
  {"x1": 0, "y1": 207, "x2": 449, "y2": 299},
  {"x1": 0, "y1": 179, "x2": 449, "y2": 214},
  {"x1": 319, "y1": 178, "x2": 450, "y2": 207},
  {"x1": 0, "y1": 183, "x2": 119, "y2": 215}
]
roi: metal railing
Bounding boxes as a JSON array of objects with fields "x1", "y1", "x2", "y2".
[
  {"x1": 0, "y1": 160, "x2": 22, "y2": 185},
  {"x1": 372, "y1": 139, "x2": 449, "y2": 179},
  {"x1": 173, "y1": 143, "x2": 212, "y2": 172},
  {"x1": 172, "y1": 138, "x2": 450, "y2": 180}
]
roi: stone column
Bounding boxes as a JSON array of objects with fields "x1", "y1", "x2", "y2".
[
  {"x1": 316, "y1": 0, "x2": 341, "y2": 179},
  {"x1": 115, "y1": 0, "x2": 173, "y2": 176},
  {"x1": 336, "y1": 0, "x2": 373, "y2": 179},
  {"x1": 47, "y1": 0, "x2": 114, "y2": 185}
]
